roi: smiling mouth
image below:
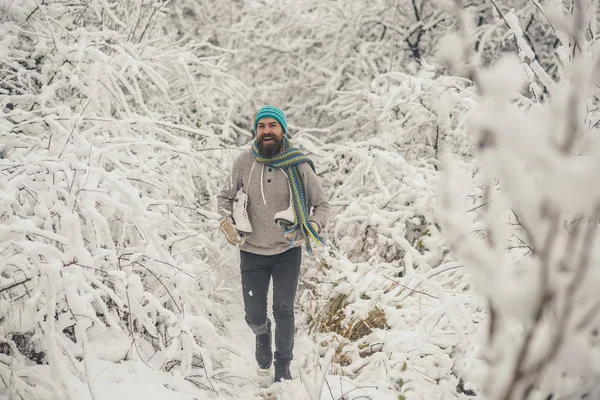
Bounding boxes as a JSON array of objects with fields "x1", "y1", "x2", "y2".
[{"x1": 262, "y1": 137, "x2": 275, "y2": 143}]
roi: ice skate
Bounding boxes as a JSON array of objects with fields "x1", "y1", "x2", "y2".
[
  {"x1": 232, "y1": 188, "x2": 252, "y2": 235},
  {"x1": 274, "y1": 186, "x2": 295, "y2": 228}
]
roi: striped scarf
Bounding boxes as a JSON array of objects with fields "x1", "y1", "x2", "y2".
[{"x1": 252, "y1": 137, "x2": 325, "y2": 252}]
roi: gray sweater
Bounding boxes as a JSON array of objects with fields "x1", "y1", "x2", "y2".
[{"x1": 217, "y1": 149, "x2": 330, "y2": 255}]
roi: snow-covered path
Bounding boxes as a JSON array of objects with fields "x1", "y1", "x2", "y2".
[
  {"x1": 59, "y1": 252, "x2": 398, "y2": 400},
  {"x1": 215, "y1": 254, "x2": 314, "y2": 399},
  {"x1": 212, "y1": 253, "x2": 399, "y2": 400}
]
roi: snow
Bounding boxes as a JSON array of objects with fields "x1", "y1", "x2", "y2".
[
  {"x1": 317, "y1": 375, "x2": 397, "y2": 400},
  {"x1": 1, "y1": 1, "x2": 599, "y2": 400},
  {"x1": 69, "y1": 359, "x2": 198, "y2": 400}
]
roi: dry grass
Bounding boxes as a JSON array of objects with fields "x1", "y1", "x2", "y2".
[
  {"x1": 308, "y1": 294, "x2": 388, "y2": 341},
  {"x1": 332, "y1": 341, "x2": 354, "y2": 367}
]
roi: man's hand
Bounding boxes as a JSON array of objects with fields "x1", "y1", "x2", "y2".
[
  {"x1": 220, "y1": 219, "x2": 242, "y2": 246},
  {"x1": 285, "y1": 222, "x2": 320, "y2": 245}
]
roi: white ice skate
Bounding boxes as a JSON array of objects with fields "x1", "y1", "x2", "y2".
[
  {"x1": 232, "y1": 188, "x2": 252, "y2": 235},
  {"x1": 274, "y1": 186, "x2": 295, "y2": 229}
]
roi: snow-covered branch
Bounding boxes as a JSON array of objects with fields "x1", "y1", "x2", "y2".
[
  {"x1": 0, "y1": 1, "x2": 246, "y2": 398},
  {"x1": 440, "y1": 0, "x2": 600, "y2": 398}
]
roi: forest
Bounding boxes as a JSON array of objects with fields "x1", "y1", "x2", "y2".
[{"x1": 0, "y1": 0, "x2": 599, "y2": 399}]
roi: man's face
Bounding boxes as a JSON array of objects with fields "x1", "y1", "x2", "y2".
[{"x1": 256, "y1": 117, "x2": 284, "y2": 158}]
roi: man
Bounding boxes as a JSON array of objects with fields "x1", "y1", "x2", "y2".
[{"x1": 217, "y1": 105, "x2": 330, "y2": 382}]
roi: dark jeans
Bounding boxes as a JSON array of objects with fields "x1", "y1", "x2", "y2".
[{"x1": 240, "y1": 247, "x2": 302, "y2": 362}]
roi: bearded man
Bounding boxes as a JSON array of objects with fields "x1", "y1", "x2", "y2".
[{"x1": 217, "y1": 105, "x2": 330, "y2": 382}]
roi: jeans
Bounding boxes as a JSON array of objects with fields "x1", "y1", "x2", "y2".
[{"x1": 240, "y1": 247, "x2": 302, "y2": 362}]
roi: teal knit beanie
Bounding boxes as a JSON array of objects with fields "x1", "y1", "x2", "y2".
[{"x1": 254, "y1": 105, "x2": 288, "y2": 135}]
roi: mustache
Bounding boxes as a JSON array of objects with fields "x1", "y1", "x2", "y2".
[{"x1": 260, "y1": 135, "x2": 277, "y2": 141}]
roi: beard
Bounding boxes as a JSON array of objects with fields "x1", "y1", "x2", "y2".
[{"x1": 257, "y1": 135, "x2": 284, "y2": 158}]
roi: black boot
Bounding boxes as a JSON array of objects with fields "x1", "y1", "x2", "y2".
[
  {"x1": 256, "y1": 319, "x2": 272, "y2": 369},
  {"x1": 274, "y1": 359, "x2": 292, "y2": 382}
]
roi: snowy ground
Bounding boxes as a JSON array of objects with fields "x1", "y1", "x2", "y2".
[
  {"x1": 59, "y1": 254, "x2": 399, "y2": 400},
  {"x1": 216, "y1": 289, "x2": 398, "y2": 400},
  {"x1": 209, "y1": 253, "x2": 399, "y2": 400}
]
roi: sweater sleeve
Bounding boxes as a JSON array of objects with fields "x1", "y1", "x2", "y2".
[
  {"x1": 300, "y1": 162, "x2": 330, "y2": 233},
  {"x1": 217, "y1": 156, "x2": 243, "y2": 221}
]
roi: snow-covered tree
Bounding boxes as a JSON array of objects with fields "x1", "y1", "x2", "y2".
[
  {"x1": 441, "y1": 0, "x2": 600, "y2": 398},
  {"x1": 0, "y1": 1, "x2": 246, "y2": 398}
]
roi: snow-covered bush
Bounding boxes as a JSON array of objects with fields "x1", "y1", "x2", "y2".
[
  {"x1": 299, "y1": 228, "x2": 481, "y2": 399},
  {"x1": 440, "y1": 0, "x2": 600, "y2": 399},
  {"x1": 170, "y1": 0, "x2": 566, "y2": 145},
  {"x1": 0, "y1": 1, "x2": 244, "y2": 398},
  {"x1": 320, "y1": 64, "x2": 476, "y2": 158},
  {"x1": 295, "y1": 121, "x2": 481, "y2": 398},
  {"x1": 292, "y1": 64, "x2": 475, "y2": 287},
  {"x1": 219, "y1": 0, "x2": 462, "y2": 138}
]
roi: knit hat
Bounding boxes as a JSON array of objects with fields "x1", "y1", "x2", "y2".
[{"x1": 254, "y1": 105, "x2": 288, "y2": 135}]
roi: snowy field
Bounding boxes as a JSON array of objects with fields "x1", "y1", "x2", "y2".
[{"x1": 1, "y1": 0, "x2": 600, "y2": 399}]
